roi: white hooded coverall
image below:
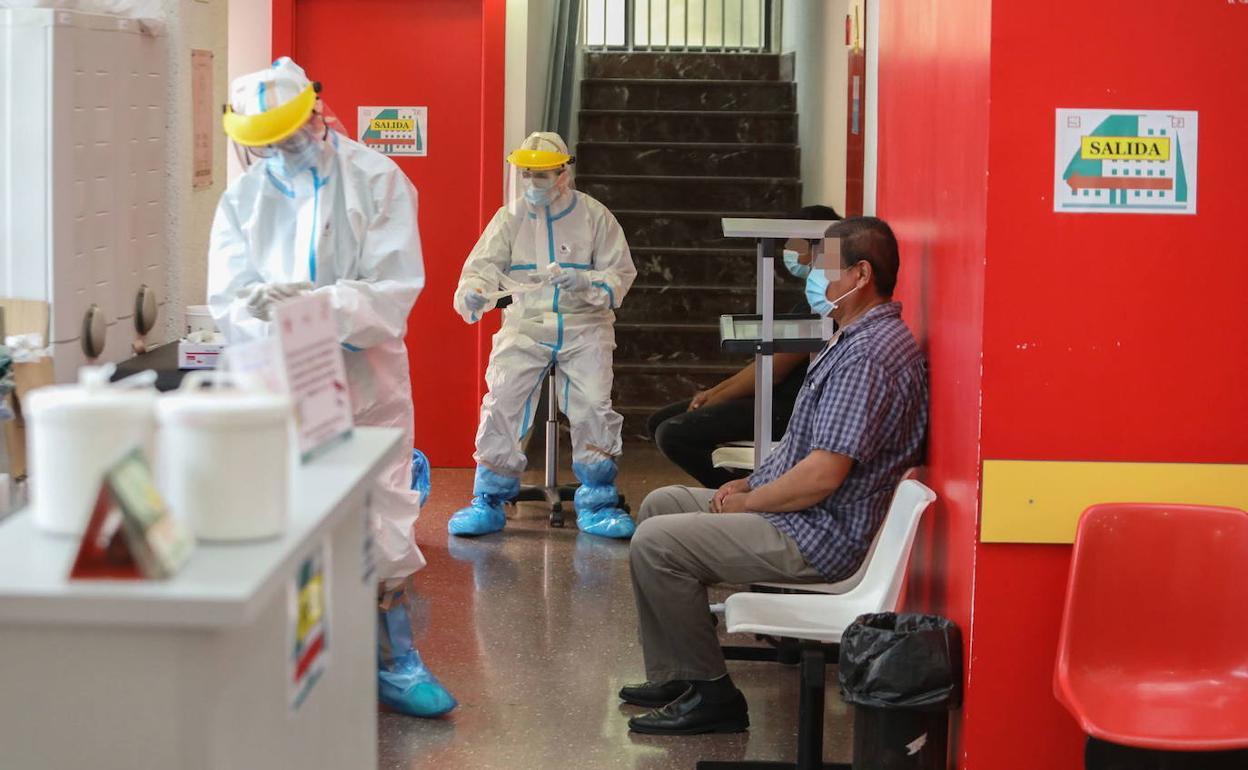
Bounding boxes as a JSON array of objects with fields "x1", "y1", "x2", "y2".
[
  {"x1": 453, "y1": 190, "x2": 636, "y2": 476},
  {"x1": 208, "y1": 131, "x2": 426, "y2": 580}
]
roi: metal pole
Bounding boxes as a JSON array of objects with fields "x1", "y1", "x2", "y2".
[
  {"x1": 755, "y1": 237, "x2": 776, "y2": 467},
  {"x1": 720, "y1": 0, "x2": 726, "y2": 50},
  {"x1": 545, "y1": 372, "x2": 558, "y2": 490},
  {"x1": 738, "y1": 0, "x2": 744, "y2": 50},
  {"x1": 702, "y1": 0, "x2": 707, "y2": 49},
  {"x1": 665, "y1": 0, "x2": 670, "y2": 51},
  {"x1": 603, "y1": 0, "x2": 608, "y2": 50}
]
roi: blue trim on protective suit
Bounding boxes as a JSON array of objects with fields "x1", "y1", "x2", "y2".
[
  {"x1": 571, "y1": 460, "x2": 635, "y2": 539},
  {"x1": 539, "y1": 201, "x2": 567, "y2": 353},
  {"x1": 265, "y1": 166, "x2": 296, "y2": 198},
  {"x1": 557, "y1": 262, "x2": 591, "y2": 270},
  {"x1": 549, "y1": 194, "x2": 578, "y2": 221},
  {"x1": 518, "y1": 358, "x2": 555, "y2": 440},
  {"x1": 308, "y1": 167, "x2": 328, "y2": 283},
  {"x1": 562, "y1": 370, "x2": 571, "y2": 414},
  {"x1": 508, "y1": 264, "x2": 537, "y2": 271},
  {"x1": 258, "y1": 82, "x2": 268, "y2": 112},
  {"x1": 342, "y1": 343, "x2": 362, "y2": 352},
  {"x1": 592, "y1": 280, "x2": 616, "y2": 308}
]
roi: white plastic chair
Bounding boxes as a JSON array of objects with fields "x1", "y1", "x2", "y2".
[
  {"x1": 698, "y1": 477, "x2": 938, "y2": 770},
  {"x1": 726, "y1": 476, "x2": 935, "y2": 638},
  {"x1": 715, "y1": 470, "x2": 926, "y2": 663}
]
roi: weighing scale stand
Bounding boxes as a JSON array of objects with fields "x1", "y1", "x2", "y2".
[{"x1": 721, "y1": 218, "x2": 840, "y2": 469}]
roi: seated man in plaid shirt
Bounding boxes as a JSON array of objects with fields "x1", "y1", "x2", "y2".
[{"x1": 622, "y1": 217, "x2": 929, "y2": 735}]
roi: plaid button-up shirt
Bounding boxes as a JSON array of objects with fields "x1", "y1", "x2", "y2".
[{"x1": 749, "y1": 301, "x2": 928, "y2": 581}]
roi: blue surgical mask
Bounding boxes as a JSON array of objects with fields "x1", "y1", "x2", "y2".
[
  {"x1": 271, "y1": 130, "x2": 320, "y2": 176},
  {"x1": 524, "y1": 175, "x2": 559, "y2": 207},
  {"x1": 783, "y1": 249, "x2": 811, "y2": 279},
  {"x1": 805, "y1": 269, "x2": 834, "y2": 316},
  {"x1": 524, "y1": 184, "x2": 555, "y2": 207},
  {"x1": 805, "y1": 268, "x2": 862, "y2": 317}
]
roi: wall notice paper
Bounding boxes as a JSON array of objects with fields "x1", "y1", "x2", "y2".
[
  {"x1": 274, "y1": 293, "x2": 354, "y2": 461},
  {"x1": 288, "y1": 542, "x2": 330, "y2": 712},
  {"x1": 1054, "y1": 108, "x2": 1198, "y2": 215},
  {"x1": 358, "y1": 106, "x2": 427, "y2": 156},
  {"x1": 191, "y1": 49, "x2": 214, "y2": 190}
]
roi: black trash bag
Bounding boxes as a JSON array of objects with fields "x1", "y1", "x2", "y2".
[{"x1": 838, "y1": 612, "x2": 962, "y2": 711}]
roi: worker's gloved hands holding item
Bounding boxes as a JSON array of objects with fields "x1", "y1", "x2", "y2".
[
  {"x1": 243, "y1": 281, "x2": 313, "y2": 321},
  {"x1": 547, "y1": 263, "x2": 590, "y2": 293},
  {"x1": 463, "y1": 290, "x2": 490, "y2": 315}
]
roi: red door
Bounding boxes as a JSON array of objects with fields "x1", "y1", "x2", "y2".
[{"x1": 272, "y1": 0, "x2": 505, "y2": 467}]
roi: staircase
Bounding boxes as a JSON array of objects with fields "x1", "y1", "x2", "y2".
[{"x1": 576, "y1": 52, "x2": 805, "y2": 439}]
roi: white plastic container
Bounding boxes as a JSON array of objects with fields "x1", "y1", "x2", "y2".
[
  {"x1": 184, "y1": 305, "x2": 215, "y2": 337},
  {"x1": 156, "y1": 373, "x2": 292, "y2": 542},
  {"x1": 25, "y1": 367, "x2": 158, "y2": 535}
]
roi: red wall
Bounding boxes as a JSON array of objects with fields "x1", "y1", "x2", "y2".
[
  {"x1": 967, "y1": 2, "x2": 1248, "y2": 768},
  {"x1": 273, "y1": 0, "x2": 505, "y2": 467},
  {"x1": 875, "y1": 4, "x2": 991, "y2": 765}
]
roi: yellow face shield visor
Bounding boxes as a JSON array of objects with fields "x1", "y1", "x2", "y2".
[
  {"x1": 506, "y1": 147, "x2": 573, "y2": 172},
  {"x1": 222, "y1": 84, "x2": 317, "y2": 148}
]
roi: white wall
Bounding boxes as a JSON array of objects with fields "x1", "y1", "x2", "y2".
[
  {"x1": 161, "y1": 0, "x2": 228, "y2": 337},
  {"x1": 782, "y1": 0, "x2": 852, "y2": 214},
  {"x1": 226, "y1": 0, "x2": 271, "y2": 183},
  {"x1": 504, "y1": 0, "x2": 557, "y2": 158}
]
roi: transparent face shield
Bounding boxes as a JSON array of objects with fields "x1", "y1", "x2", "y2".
[
  {"x1": 505, "y1": 161, "x2": 576, "y2": 217},
  {"x1": 231, "y1": 99, "x2": 346, "y2": 171}
]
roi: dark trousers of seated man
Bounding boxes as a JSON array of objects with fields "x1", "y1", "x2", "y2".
[{"x1": 630, "y1": 486, "x2": 825, "y2": 683}]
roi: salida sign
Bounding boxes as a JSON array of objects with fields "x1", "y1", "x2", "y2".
[
  {"x1": 357, "y1": 106, "x2": 427, "y2": 157},
  {"x1": 1054, "y1": 108, "x2": 1198, "y2": 215}
]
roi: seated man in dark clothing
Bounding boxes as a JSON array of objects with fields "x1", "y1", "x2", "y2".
[
  {"x1": 647, "y1": 205, "x2": 840, "y2": 488},
  {"x1": 621, "y1": 217, "x2": 929, "y2": 735}
]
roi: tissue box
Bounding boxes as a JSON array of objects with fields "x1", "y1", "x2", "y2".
[{"x1": 177, "y1": 340, "x2": 225, "y2": 370}]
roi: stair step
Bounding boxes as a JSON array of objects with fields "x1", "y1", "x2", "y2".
[
  {"x1": 612, "y1": 361, "x2": 739, "y2": 408},
  {"x1": 615, "y1": 321, "x2": 733, "y2": 364},
  {"x1": 618, "y1": 283, "x2": 805, "y2": 324},
  {"x1": 631, "y1": 246, "x2": 758, "y2": 286},
  {"x1": 585, "y1": 51, "x2": 786, "y2": 81},
  {"x1": 619, "y1": 406, "x2": 659, "y2": 441},
  {"x1": 581, "y1": 78, "x2": 795, "y2": 112},
  {"x1": 577, "y1": 141, "x2": 799, "y2": 177},
  {"x1": 580, "y1": 174, "x2": 800, "y2": 212},
  {"x1": 580, "y1": 109, "x2": 797, "y2": 143},
  {"x1": 614, "y1": 209, "x2": 791, "y2": 249}
]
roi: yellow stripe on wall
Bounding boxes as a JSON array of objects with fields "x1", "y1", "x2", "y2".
[{"x1": 981, "y1": 460, "x2": 1248, "y2": 544}]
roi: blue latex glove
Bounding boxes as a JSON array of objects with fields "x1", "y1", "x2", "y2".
[
  {"x1": 550, "y1": 267, "x2": 590, "y2": 293},
  {"x1": 463, "y1": 290, "x2": 489, "y2": 314}
]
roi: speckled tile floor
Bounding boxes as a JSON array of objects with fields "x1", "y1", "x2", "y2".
[{"x1": 385, "y1": 440, "x2": 853, "y2": 769}]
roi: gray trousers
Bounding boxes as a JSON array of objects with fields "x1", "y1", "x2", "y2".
[{"x1": 630, "y1": 485, "x2": 824, "y2": 683}]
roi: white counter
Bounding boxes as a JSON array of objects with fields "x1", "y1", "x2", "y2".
[{"x1": 0, "y1": 427, "x2": 400, "y2": 770}]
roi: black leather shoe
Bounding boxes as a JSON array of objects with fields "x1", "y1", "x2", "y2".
[
  {"x1": 627, "y1": 686, "x2": 749, "y2": 735},
  {"x1": 618, "y1": 680, "x2": 691, "y2": 708}
]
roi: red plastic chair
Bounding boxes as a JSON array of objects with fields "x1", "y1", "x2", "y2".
[{"x1": 1054, "y1": 503, "x2": 1248, "y2": 752}]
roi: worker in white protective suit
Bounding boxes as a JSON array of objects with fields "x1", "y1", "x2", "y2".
[
  {"x1": 208, "y1": 57, "x2": 455, "y2": 718},
  {"x1": 450, "y1": 132, "x2": 637, "y2": 539}
]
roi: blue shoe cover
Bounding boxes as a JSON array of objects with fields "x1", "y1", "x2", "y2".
[
  {"x1": 448, "y1": 498, "x2": 506, "y2": 536},
  {"x1": 377, "y1": 602, "x2": 457, "y2": 718},
  {"x1": 572, "y1": 460, "x2": 635, "y2": 540},
  {"x1": 410, "y1": 449, "x2": 431, "y2": 507},
  {"x1": 576, "y1": 507, "x2": 636, "y2": 539},
  {"x1": 448, "y1": 466, "x2": 518, "y2": 537}
]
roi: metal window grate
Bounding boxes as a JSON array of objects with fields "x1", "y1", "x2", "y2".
[{"x1": 584, "y1": 0, "x2": 775, "y2": 53}]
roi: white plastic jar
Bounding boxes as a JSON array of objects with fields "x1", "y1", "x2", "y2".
[
  {"x1": 156, "y1": 373, "x2": 293, "y2": 542},
  {"x1": 25, "y1": 367, "x2": 158, "y2": 536}
]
